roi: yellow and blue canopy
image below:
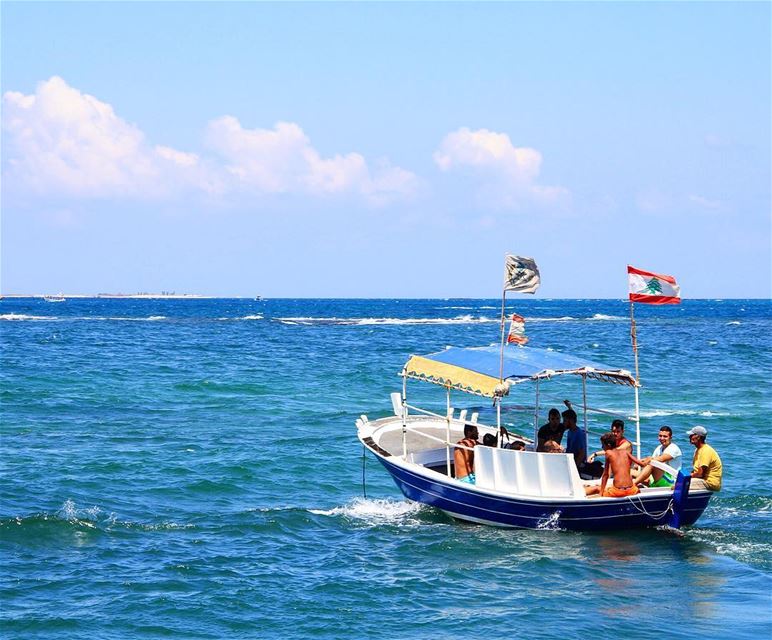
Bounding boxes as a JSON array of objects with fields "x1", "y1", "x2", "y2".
[{"x1": 403, "y1": 345, "x2": 635, "y2": 397}]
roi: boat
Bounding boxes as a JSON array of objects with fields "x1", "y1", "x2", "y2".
[
  {"x1": 43, "y1": 294, "x2": 65, "y2": 303},
  {"x1": 357, "y1": 343, "x2": 712, "y2": 530}
]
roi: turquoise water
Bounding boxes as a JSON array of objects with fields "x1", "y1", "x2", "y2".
[{"x1": 1, "y1": 298, "x2": 770, "y2": 638}]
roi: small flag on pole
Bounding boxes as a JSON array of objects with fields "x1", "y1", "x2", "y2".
[
  {"x1": 507, "y1": 313, "x2": 528, "y2": 345},
  {"x1": 628, "y1": 265, "x2": 681, "y2": 304},
  {"x1": 503, "y1": 255, "x2": 540, "y2": 293}
]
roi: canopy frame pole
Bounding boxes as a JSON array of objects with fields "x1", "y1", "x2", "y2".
[
  {"x1": 534, "y1": 377, "x2": 541, "y2": 447},
  {"x1": 634, "y1": 380, "x2": 642, "y2": 460},
  {"x1": 582, "y1": 373, "x2": 588, "y2": 460},
  {"x1": 402, "y1": 372, "x2": 408, "y2": 460},
  {"x1": 496, "y1": 396, "x2": 501, "y2": 444},
  {"x1": 446, "y1": 385, "x2": 452, "y2": 477},
  {"x1": 630, "y1": 300, "x2": 642, "y2": 458}
]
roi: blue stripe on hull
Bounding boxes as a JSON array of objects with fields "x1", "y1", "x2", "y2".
[{"x1": 377, "y1": 456, "x2": 711, "y2": 531}]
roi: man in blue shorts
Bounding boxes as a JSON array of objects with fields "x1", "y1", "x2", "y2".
[{"x1": 634, "y1": 425, "x2": 682, "y2": 487}]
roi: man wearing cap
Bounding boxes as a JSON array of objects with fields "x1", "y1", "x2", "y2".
[{"x1": 687, "y1": 426, "x2": 722, "y2": 491}]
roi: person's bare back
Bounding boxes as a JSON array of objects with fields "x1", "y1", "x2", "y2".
[
  {"x1": 605, "y1": 448, "x2": 639, "y2": 488},
  {"x1": 585, "y1": 431, "x2": 645, "y2": 497}
]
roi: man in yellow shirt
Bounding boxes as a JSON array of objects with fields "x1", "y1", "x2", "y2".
[{"x1": 687, "y1": 426, "x2": 722, "y2": 491}]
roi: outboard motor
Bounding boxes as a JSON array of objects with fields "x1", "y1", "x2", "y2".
[{"x1": 667, "y1": 471, "x2": 692, "y2": 529}]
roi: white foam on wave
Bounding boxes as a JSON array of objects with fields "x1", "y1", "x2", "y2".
[
  {"x1": 590, "y1": 313, "x2": 627, "y2": 321},
  {"x1": 275, "y1": 315, "x2": 497, "y2": 326},
  {"x1": 726, "y1": 321, "x2": 741, "y2": 325},
  {"x1": 217, "y1": 314, "x2": 264, "y2": 321},
  {"x1": 637, "y1": 409, "x2": 730, "y2": 418},
  {"x1": 0, "y1": 313, "x2": 52, "y2": 321},
  {"x1": 527, "y1": 316, "x2": 576, "y2": 322},
  {"x1": 310, "y1": 497, "x2": 423, "y2": 524}
]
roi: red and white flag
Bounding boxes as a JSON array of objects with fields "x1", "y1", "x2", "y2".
[
  {"x1": 507, "y1": 313, "x2": 528, "y2": 345},
  {"x1": 628, "y1": 265, "x2": 681, "y2": 304}
]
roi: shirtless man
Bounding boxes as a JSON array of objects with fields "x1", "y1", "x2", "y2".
[
  {"x1": 585, "y1": 432, "x2": 645, "y2": 497},
  {"x1": 454, "y1": 424, "x2": 479, "y2": 484},
  {"x1": 588, "y1": 419, "x2": 632, "y2": 462}
]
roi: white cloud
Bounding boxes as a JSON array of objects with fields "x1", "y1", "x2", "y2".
[
  {"x1": 434, "y1": 127, "x2": 569, "y2": 209},
  {"x1": 205, "y1": 116, "x2": 418, "y2": 204},
  {"x1": 2, "y1": 77, "x2": 418, "y2": 205},
  {"x1": 1, "y1": 76, "x2": 202, "y2": 198}
]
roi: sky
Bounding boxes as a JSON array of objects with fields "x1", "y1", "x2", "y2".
[{"x1": 1, "y1": 2, "x2": 770, "y2": 298}]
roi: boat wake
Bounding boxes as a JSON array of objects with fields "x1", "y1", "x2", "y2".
[
  {"x1": 310, "y1": 497, "x2": 424, "y2": 525},
  {"x1": 536, "y1": 511, "x2": 564, "y2": 531}
]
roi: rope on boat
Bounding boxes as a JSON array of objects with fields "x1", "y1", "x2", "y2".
[{"x1": 626, "y1": 494, "x2": 674, "y2": 519}]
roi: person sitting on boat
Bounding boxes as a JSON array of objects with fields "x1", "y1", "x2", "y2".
[
  {"x1": 508, "y1": 440, "x2": 526, "y2": 451},
  {"x1": 632, "y1": 425, "x2": 682, "y2": 488},
  {"x1": 687, "y1": 425, "x2": 723, "y2": 491},
  {"x1": 543, "y1": 440, "x2": 564, "y2": 453},
  {"x1": 588, "y1": 419, "x2": 632, "y2": 462},
  {"x1": 562, "y1": 409, "x2": 587, "y2": 468},
  {"x1": 482, "y1": 433, "x2": 497, "y2": 447},
  {"x1": 586, "y1": 432, "x2": 645, "y2": 497},
  {"x1": 454, "y1": 424, "x2": 479, "y2": 484},
  {"x1": 537, "y1": 408, "x2": 565, "y2": 452}
]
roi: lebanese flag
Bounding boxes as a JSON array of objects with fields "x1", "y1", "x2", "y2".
[
  {"x1": 628, "y1": 265, "x2": 681, "y2": 304},
  {"x1": 507, "y1": 313, "x2": 528, "y2": 345}
]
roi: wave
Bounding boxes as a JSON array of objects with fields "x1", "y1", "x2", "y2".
[
  {"x1": 0, "y1": 499, "x2": 194, "y2": 536},
  {"x1": 590, "y1": 313, "x2": 627, "y2": 321},
  {"x1": 726, "y1": 321, "x2": 741, "y2": 325},
  {"x1": 637, "y1": 409, "x2": 731, "y2": 418},
  {"x1": 215, "y1": 314, "x2": 264, "y2": 321},
  {"x1": 310, "y1": 497, "x2": 425, "y2": 524},
  {"x1": 0, "y1": 313, "x2": 51, "y2": 321},
  {"x1": 274, "y1": 315, "x2": 498, "y2": 326}
]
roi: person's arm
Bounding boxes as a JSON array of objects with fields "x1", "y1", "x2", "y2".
[
  {"x1": 627, "y1": 452, "x2": 645, "y2": 468},
  {"x1": 690, "y1": 448, "x2": 706, "y2": 478},
  {"x1": 691, "y1": 462, "x2": 709, "y2": 479}
]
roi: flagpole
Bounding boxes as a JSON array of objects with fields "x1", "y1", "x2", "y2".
[
  {"x1": 629, "y1": 300, "x2": 640, "y2": 384},
  {"x1": 630, "y1": 299, "x2": 641, "y2": 459},
  {"x1": 498, "y1": 289, "x2": 508, "y2": 383}
]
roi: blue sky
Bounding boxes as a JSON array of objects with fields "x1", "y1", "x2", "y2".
[{"x1": 2, "y1": 2, "x2": 770, "y2": 297}]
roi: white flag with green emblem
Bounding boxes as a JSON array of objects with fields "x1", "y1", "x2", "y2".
[{"x1": 628, "y1": 265, "x2": 681, "y2": 304}]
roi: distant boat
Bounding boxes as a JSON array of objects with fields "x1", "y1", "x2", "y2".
[
  {"x1": 254, "y1": 295, "x2": 263, "y2": 301},
  {"x1": 43, "y1": 294, "x2": 66, "y2": 303}
]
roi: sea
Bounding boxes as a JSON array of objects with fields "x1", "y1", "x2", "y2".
[{"x1": 1, "y1": 297, "x2": 770, "y2": 639}]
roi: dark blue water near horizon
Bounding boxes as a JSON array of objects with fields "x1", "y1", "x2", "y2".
[{"x1": 1, "y1": 298, "x2": 770, "y2": 639}]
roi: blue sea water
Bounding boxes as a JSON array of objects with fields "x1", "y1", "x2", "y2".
[{"x1": 1, "y1": 297, "x2": 770, "y2": 639}]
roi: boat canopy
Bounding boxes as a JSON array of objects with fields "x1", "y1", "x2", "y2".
[{"x1": 403, "y1": 345, "x2": 636, "y2": 397}]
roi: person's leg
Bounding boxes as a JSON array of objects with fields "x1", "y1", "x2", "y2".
[{"x1": 633, "y1": 464, "x2": 655, "y2": 486}]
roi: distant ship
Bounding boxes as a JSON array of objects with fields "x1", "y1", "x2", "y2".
[{"x1": 43, "y1": 294, "x2": 66, "y2": 303}]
